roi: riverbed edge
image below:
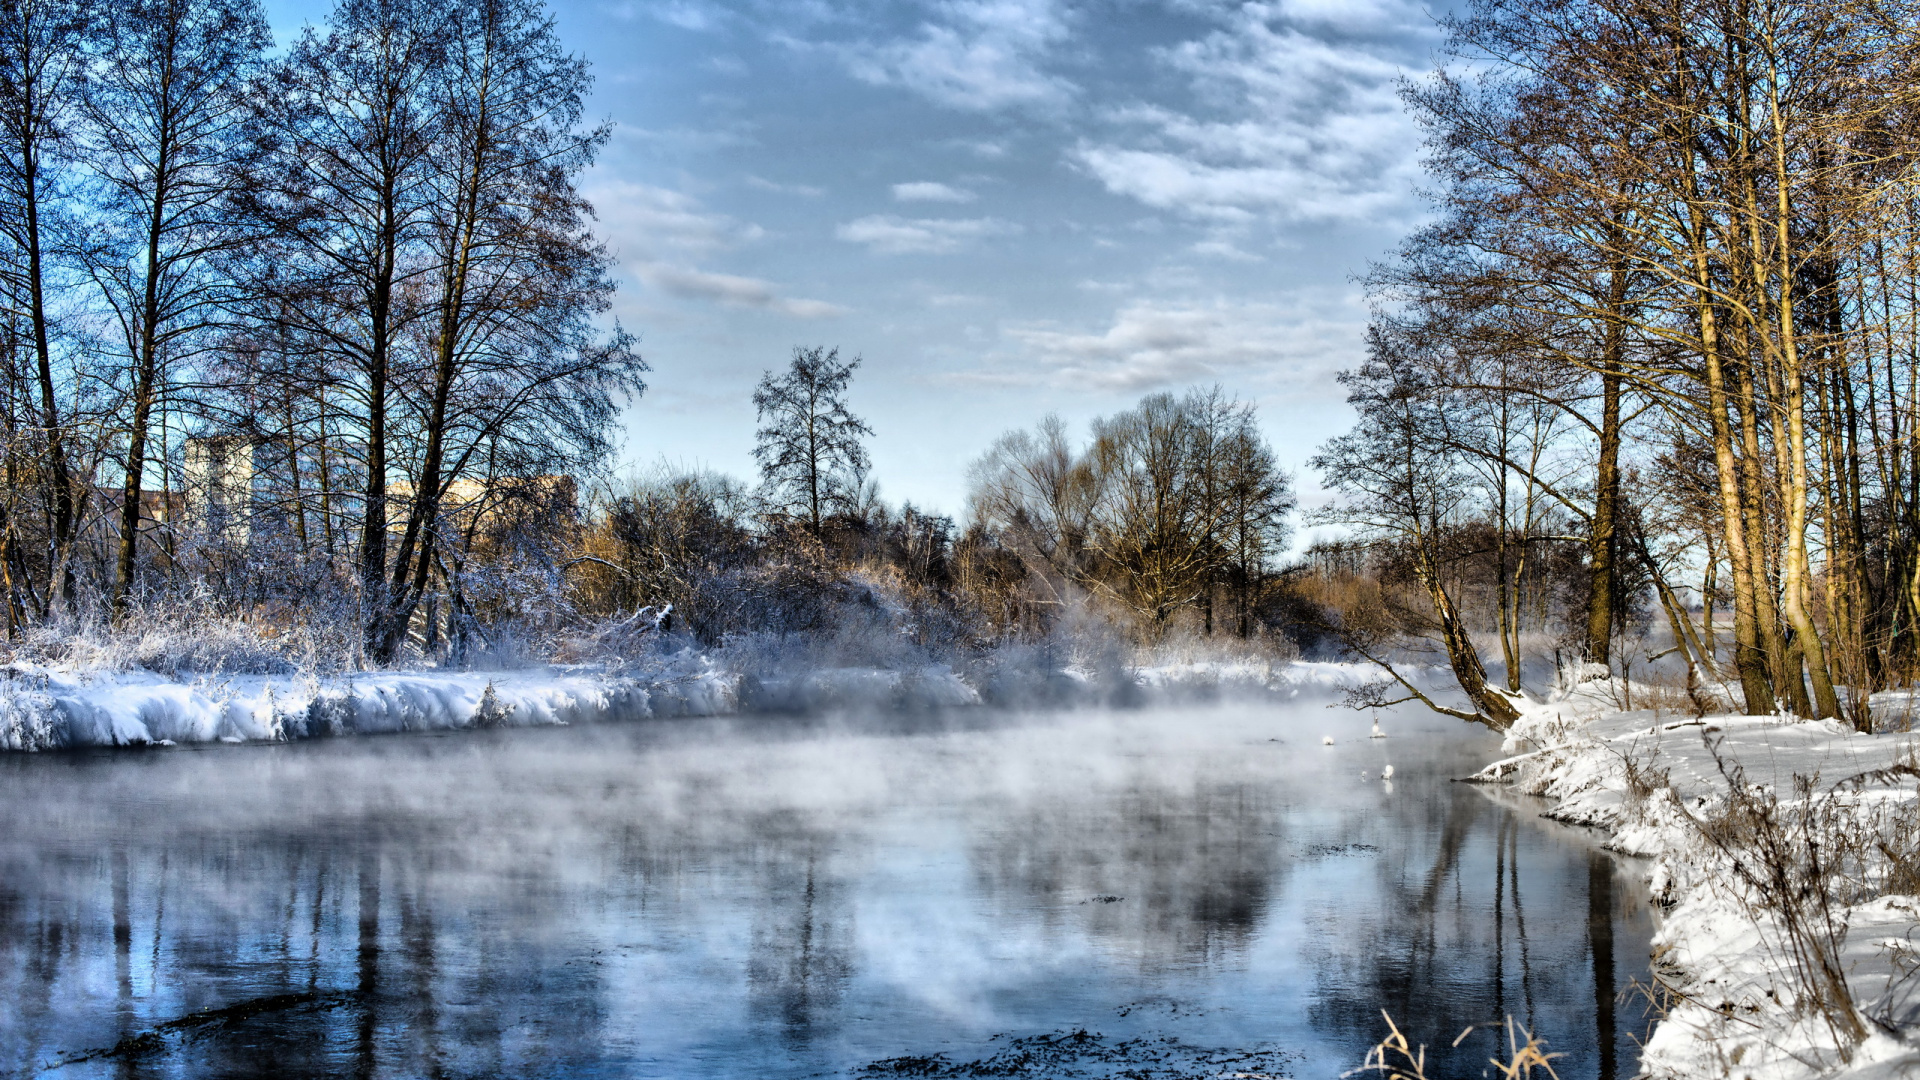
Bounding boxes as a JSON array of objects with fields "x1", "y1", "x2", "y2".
[{"x1": 0, "y1": 654, "x2": 1379, "y2": 751}]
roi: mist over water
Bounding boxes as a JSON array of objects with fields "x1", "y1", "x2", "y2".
[{"x1": 0, "y1": 696, "x2": 1653, "y2": 1079}]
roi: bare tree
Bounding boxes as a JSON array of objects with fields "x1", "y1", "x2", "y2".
[
  {"x1": 0, "y1": 0, "x2": 89, "y2": 613},
  {"x1": 965, "y1": 392, "x2": 1291, "y2": 640},
  {"x1": 965, "y1": 413, "x2": 1094, "y2": 607},
  {"x1": 82, "y1": 0, "x2": 268, "y2": 615},
  {"x1": 752, "y1": 345, "x2": 872, "y2": 535},
  {"x1": 1217, "y1": 414, "x2": 1294, "y2": 638},
  {"x1": 1312, "y1": 330, "x2": 1522, "y2": 730},
  {"x1": 362, "y1": 0, "x2": 641, "y2": 661},
  {"x1": 1352, "y1": 0, "x2": 1920, "y2": 729},
  {"x1": 1085, "y1": 391, "x2": 1211, "y2": 630},
  {"x1": 244, "y1": 0, "x2": 447, "y2": 651}
]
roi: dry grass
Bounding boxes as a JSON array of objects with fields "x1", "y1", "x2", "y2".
[
  {"x1": 1665, "y1": 743, "x2": 1920, "y2": 1061},
  {"x1": 1868, "y1": 692, "x2": 1920, "y2": 735},
  {"x1": 1346, "y1": 1013, "x2": 1561, "y2": 1080},
  {"x1": 1620, "y1": 751, "x2": 1674, "y2": 817},
  {"x1": 1613, "y1": 668, "x2": 1722, "y2": 719}
]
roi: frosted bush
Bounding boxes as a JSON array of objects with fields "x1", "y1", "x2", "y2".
[
  {"x1": 26, "y1": 606, "x2": 294, "y2": 677},
  {"x1": 0, "y1": 672, "x2": 62, "y2": 751}
]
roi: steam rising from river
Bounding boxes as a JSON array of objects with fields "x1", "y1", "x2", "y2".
[{"x1": 0, "y1": 695, "x2": 1651, "y2": 1079}]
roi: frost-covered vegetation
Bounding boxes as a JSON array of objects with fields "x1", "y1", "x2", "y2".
[
  {"x1": 1473, "y1": 681, "x2": 1920, "y2": 1079},
  {"x1": 0, "y1": 0, "x2": 1319, "y2": 747},
  {"x1": 0, "y1": 338, "x2": 1310, "y2": 748},
  {"x1": 1299, "y1": 0, "x2": 1920, "y2": 738},
  {"x1": 1315, "y1": 5, "x2": 1920, "y2": 1060}
]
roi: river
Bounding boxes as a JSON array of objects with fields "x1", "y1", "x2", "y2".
[{"x1": 0, "y1": 694, "x2": 1653, "y2": 1079}]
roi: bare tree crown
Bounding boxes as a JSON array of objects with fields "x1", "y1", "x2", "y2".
[{"x1": 752, "y1": 345, "x2": 872, "y2": 534}]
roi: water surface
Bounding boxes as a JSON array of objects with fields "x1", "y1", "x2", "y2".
[{"x1": 0, "y1": 698, "x2": 1653, "y2": 1078}]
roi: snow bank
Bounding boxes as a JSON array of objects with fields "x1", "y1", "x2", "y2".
[
  {"x1": 0, "y1": 652, "x2": 990, "y2": 750},
  {"x1": 1283, "y1": 659, "x2": 1424, "y2": 690},
  {"x1": 0, "y1": 640, "x2": 774, "y2": 751},
  {"x1": 0, "y1": 648, "x2": 1345, "y2": 753},
  {"x1": 0, "y1": 665, "x2": 667, "y2": 750},
  {"x1": 1132, "y1": 658, "x2": 1289, "y2": 695},
  {"x1": 1474, "y1": 682, "x2": 1920, "y2": 1079}
]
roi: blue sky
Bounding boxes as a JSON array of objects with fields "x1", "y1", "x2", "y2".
[{"x1": 263, "y1": 0, "x2": 1451, "y2": 520}]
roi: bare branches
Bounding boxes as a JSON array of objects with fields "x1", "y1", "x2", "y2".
[
  {"x1": 752, "y1": 345, "x2": 871, "y2": 536},
  {"x1": 962, "y1": 388, "x2": 1293, "y2": 642},
  {"x1": 1324, "y1": 0, "x2": 1920, "y2": 724}
]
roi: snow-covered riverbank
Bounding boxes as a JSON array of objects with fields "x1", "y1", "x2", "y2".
[
  {"x1": 0, "y1": 651, "x2": 988, "y2": 751},
  {"x1": 0, "y1": 658, "x2": 732, "y2": 751},
  {"x1": 1477, "y1": 684, "x2": 1920, "y2": 1079},
  {"x1": 0, "y1": 648, "x2": 1354, "y2": 752}
]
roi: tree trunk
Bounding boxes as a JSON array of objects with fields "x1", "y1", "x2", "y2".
[
  {"x1": 114, "y1": 152, "x2": 172, "y2": 617},
  {"x1": 1694, "y1": 259, "x2": 1775, "y2": 712},
  {"x1": 23, "y1": 142, "x2": 72, "y2": 613},
  {"x1": 1585, "y1": 257, "x2": 1627, "y2": 669},
  {"x1": 1416, "y1": 527, "x2": 1520, "y2": 729},
  {"x1": 1766, "y1": 82, "x2": 1842, "y2": 721}
]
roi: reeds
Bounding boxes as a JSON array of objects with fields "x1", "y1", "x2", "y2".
[{"x1": 1347, "y1": 1012, "x2": 1561, "y2": 1079}]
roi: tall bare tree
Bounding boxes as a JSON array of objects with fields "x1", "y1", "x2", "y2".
[
  {"x1": 0, "y1": 0, "x2": 88, "y2": 612},
  {"x1": 966, "y1": 413, "x2": 1095, "y2": 607},
  {"x1": 83, "y1": 0, "x2": 269, "y2": 615},
  {"x1": 363, "y1": 0, "x2": 640, "y2": 661},
  {"x1": 1312, "y1": 330, "x2": 1522, "y2": 730},
  {"x1": 752, "y1": 345, "x2": 872, "y2": 535},
  {"x1": 244, "y1": 0, "x2": 445, "y2": 651}
]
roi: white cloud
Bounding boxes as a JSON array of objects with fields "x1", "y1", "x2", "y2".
[
  {"x1": 836, "y1": 214, "x2": 1019, "y2": 254},
  {"x1": 641, "y1": 1, "x2": 726, "y2": 31},
  {"x1": 633, "y1": 264, "x2": 847, "y2": 318},
  {"x1": 1264, "y1": 0, "x2": 1408, "y2": 34},
  {"x1": 585, "y1": 180, "x2": 765, "y2": 259},
  {"x1": 952, "y1": 137, "x2": 1010, "y2": 158},
  {"x1": 987, "y1": 294, "x2": 1364, "y2": 392},
  {"x1": 839, "y1": 0, "x2": 1074, "y2": 112},
  {"x1": 745, "y1": 175, "x2": 826, "y2": 197},
  {"x1": 580, "y1": 181, "x2": 841, "y2": 318},
  {"x1": 1191, "y1": 238, "x2": 1262, "y2": 261},
  {"x1": 927, "y1": 292, "x2": 987, "y2": 306},
  {"x1": 892, "y1": 181, "x2": 976, "y2": 203},
  {"x1": 1071, "y1": 3, "x2": 1433, "y2": 225}
]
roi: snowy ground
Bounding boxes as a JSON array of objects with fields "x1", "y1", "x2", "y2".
[
  {"x1": 1476, "y1": 682, "x2": 1920, "y2": 1079},
  {"x1": 0, "y1": 643, "x2": 773, "y2": 751},
  {"x1": 0, "y1": 647, "x2": 1367, "y2": 753}
]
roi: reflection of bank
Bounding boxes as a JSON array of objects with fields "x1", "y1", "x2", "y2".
[
  {"x1": 1306, "y1": 772, "x2": 1655, "y2": 1080},
  {"x1": 971, "y1": 781, "x2": 1285, "y2": 963},
  {"x1": 747, "y1": 846, "x2": 851, "y2": 1044}
]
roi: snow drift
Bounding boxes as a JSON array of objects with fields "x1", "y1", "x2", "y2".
[
  {"x1": 1476, "y1": 682, "x2": 1920, "y2": 1080},
  {"x1": 0, "y1": 660, "x2": 740, "y2": 751},
  {"x1": 0, "y1": 644, "x2": 1357, "y2": 752}
]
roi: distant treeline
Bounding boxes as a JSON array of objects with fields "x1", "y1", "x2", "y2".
[
  {"x1": 570, "y1": 351, "x2": 1299, "y2": 658},
  {"x1": 1310, "y1": 0, "x2": 1920, "y2": 730},
  {"x1": 0, "y1": 0, "x2": 1301, "y2": 673}
]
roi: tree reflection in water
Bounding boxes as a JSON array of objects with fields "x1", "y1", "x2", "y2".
[
  {"x1": 1306, "y1": 778, "x2": 1653, "y2": 1080},
  {"x1": 0, "y1": 706, "x2": 1652, "y2": 1079},
  {"x1": 749, "y1": 846, "x2": 852, "y2": 1044},
  {"x1": 970, "y1": 781, "x2": 1283, "y2": 964}
]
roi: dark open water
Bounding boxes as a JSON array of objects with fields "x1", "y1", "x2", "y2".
[{"x1": 0, "y1": 697, "x2": 1653, "y2": 1079}]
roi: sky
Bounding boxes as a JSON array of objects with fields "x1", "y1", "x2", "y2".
[{"x1": 262, "y1": 0, "x2": 1453, "y2": 522}]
